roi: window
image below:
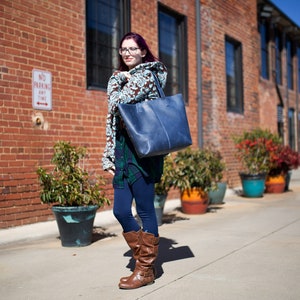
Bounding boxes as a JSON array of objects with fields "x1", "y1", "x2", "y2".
[
  {"x1": 225, "y1": 36, "x2": 243, "y2": 113},
  {"x1": 86, "y1": 0, "x2": 130, "y2": 89},
  {"x1": 297, "y1": 46, "x2": 300, "y2": 93},
  {"x1": 277, "y1": 105, "x2": 284, "y2": 140},
  {"x1": 260, "y1": 22, "x2": 269, "y2": 79},
  {"x1": 275, "y1": 29, "x2": 282, "y2": 85},
  {"x1": 158, "y1": 5, "x2": 188, "y2": 102},
  {"x1": 298, "y1": 113, "x2": 300, "y2": 150},
  {"x1": 286, "y1": 37, "x2": 294, "y2": 90},
  {"x1": 288, "y1": 108, "x2": 295, "y2": 149}
]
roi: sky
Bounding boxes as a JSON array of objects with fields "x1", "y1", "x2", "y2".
[{"x1": 271, "y1": 0, "x2": 300, "y2": 26}]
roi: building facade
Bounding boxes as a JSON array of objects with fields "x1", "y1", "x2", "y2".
[{"x1": 1, "y1": 0, "x2": 300, "y2": 228}]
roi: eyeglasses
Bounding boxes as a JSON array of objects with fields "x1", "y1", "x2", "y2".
[{"x1": 119, "y1": 47, "x2": 140, "y2": 55}]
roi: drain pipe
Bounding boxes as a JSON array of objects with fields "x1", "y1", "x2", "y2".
[
  {"x1": 196, "y1": 0, "x2": 203, "y2": 148},
  {"x1": 296, "y1": 45, "x2": 299, "y2": 151}
]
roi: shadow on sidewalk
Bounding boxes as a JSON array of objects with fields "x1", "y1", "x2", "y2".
[
  {"x1": 124, "y1": 237, "x2": 194, "y2": 279},
  {"x1": 92, "y1": 226, "x2": 117, "y2": 243}
]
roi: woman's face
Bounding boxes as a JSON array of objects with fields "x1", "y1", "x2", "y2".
[{"x1": 120, "y1": 38, "x2": 146, "y2": 70}]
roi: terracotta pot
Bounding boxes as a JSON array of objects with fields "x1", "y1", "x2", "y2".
[
  {"x1": 265, "y1": 174, "x2": 285, "y2": 193},
  {"x1": 181, "y1": 188, "x2": 209, "y2": 214}
]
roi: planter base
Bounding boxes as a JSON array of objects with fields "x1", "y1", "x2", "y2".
[
  {"x1": 181, "y1": 200, "x2": 208, "y2": 214},
  {"x1": 265, "y1": 182, "x2": 285, "y2": 193},
  {"x1": 154, "y1": 194, "x2": 167, "y2": 226},
  {"x1": 265, "y1": 174, "x2": 286, "y2": 193},
  {"x1": 240, "y1": 173, "x2": 266, "y2": 198},
  {"x1": 208, "y1": 182, "x2": 227, "y2": 205},
  {"x1": 285, "y1": 171, "x2": 292, "y2": 191},
  {"x1": 52, "y1": 205, "x2": 98, "y2": 247},
  {"x1": 181, "y1": 188, "x2": 209, "y2": 214}
]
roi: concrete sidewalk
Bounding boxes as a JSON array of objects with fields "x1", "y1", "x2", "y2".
[{"x1": 1, "y1": 172, "x2": 300, "y2": 299}]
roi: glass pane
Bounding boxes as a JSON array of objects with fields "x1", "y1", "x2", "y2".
[
  {"x1": 260, "y1": 23, "x2": 269, "y2": 79},
  {"x1": 286, "y1": 39, "x2": 293, "y2": 90},
  {"x1": 288, "y1": 109, "x2": 295, "y2": 149},
  {"x1": 159, "y1": 11, "x2": 179, "y2": 95},
  {"x1": 86, "y1": 0, "x2": 124, "y2": 89},
  {"x1": 275, "y1": 32, "x2": 282, "y2": 85},
  {"x1": 226, "y1": 41, "x2": 236, "y2": 108},
  {"x1": 298, "y1": 47, "x2": 300, "y2": 92}
]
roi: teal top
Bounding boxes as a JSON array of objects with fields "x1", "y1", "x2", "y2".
[{"x1": 113, "y1": 129, "x2": 164, "y2": 188}]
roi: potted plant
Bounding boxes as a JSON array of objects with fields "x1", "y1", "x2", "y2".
[
  {"x1": 207, "y1": 151, "x2": 227, "y2": 205},
  {"x1": 154, "y1": 155, "x2": 174, "y2": 225},
  {"x1": 266, "y1": 145, "x2": 300, "y2": 193},
  {"x1": 37, "y1": 141, "x2": 110, "y2": 247},
  {"x1": 233, "y1": 128, "x2": 281, "y2": 197},
  {"x1": 171, "y1": 147, "x2": 221, "y2": 214}
]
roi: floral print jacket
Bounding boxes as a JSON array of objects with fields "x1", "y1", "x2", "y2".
[{"x1": 102, "y1": 61, "x2": 167, "y2": 171}]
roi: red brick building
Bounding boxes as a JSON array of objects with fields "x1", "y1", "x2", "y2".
[{"x1": 1, "y1": 0, "x2": 300, "y2": 228}]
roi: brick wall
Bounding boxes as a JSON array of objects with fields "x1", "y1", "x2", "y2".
[
  {"x1": 200, "y1": 0, "x2": 260, "y2": 186},
  {"x1": 1, "y1": 0, "x2": 296, "y2": 228},
  {"x1": 0, "y1": 0, "x2": 112, "y2": 228},
  {"x1": 0, "y1": 0, "x2": 199, "y2": 228}
]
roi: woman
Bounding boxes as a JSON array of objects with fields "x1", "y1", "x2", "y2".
[{"x1": 102, "y1": 32, "x2": 167, "y2": 289}]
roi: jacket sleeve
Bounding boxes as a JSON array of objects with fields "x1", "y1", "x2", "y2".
[{"x1": 108, "y1": 70, "x2": 159, "y2": 112}]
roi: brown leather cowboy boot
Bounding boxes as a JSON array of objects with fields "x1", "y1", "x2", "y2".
[
  {"x1": 119, "y1": 230, "x2": 141, "y2": 283},
  {"x1": 119, "y1": 231, "x2": 159, "y2": 289}
]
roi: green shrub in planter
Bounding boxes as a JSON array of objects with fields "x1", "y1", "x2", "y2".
[
  {"x1": 37, "y1": 141, "x2": 110, "y2": 247},
  {"x1": 37, "y1": 141, "x2": 110, "y2": 207},
  {"x1": 171, "y1": 147, "x2": 225, "y2": 193}
]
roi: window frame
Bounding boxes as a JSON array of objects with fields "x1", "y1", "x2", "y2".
[
  {"x1": 158, "y1": 4, "x2": 188, "y2": 103},
  {"x1": 85, "y1": 0, "x2": 130, "y2": 90},
  {"x1": 275, "y1": 29, "x2": 283, "y2": 85},
  {"x1": 225, "y1": 36, "x2": 244, "y2": 114},
  {"x1": 277, "y1": 105, "x2": 284, "y2": 140},
  {"x1": 288, "y1": 108, "x2": 295, "y2": 149},
  {"x1": 286, "y1": 36, "x2": 294, "y2": 90},
  {"x1": 259, "y1": 21, "x2": 269, "y2": 80},
  {"x1": 298, "y1": 46, "x2": 300, "y2": 93}
]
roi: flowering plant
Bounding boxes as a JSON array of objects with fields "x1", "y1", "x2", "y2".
[
  {"x1": 269, "y1": 145, "x2": 300, "y2": 176},
  {"x1": 233, "y1": 128, "x2": 282, "y2": 175}
]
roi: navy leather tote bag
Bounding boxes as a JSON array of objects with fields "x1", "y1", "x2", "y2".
[{"x1": 118, "y1": 73, "x2": 192, "y2": 158}]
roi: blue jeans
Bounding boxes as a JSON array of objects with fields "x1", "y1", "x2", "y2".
[{"x1": 113, "y1": 176, "x2": 158, "y2": 236}]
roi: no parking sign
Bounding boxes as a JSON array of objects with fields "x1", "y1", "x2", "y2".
[{"x1": 32, "y1": 69, "x2": 52, "y2": 110}]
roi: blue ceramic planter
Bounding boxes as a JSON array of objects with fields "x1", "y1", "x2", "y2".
[
  {"x1": 240, "y1": 173, "x2": 266, "y2": 198},
  {"x1": 285, "y1": 171, "x2": 292, "y2": 191},
  {"x1": 208, "y1": 182, "x2": 227, "y2": 205},
  {"x1": 154, "y1": 194, "x2": 167, "y2": 226},
  {"x1": 52, "y1": 205, "x2": 98, "y2": 247}
]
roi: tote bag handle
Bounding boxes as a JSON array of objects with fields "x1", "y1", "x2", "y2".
[{"x1": 151, "y1": 72, "x2": 166, "y2": 99}]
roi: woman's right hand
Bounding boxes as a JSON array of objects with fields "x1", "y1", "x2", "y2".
[{"x1": 121, "y1": 71, "x2": 131, "y2": 81}]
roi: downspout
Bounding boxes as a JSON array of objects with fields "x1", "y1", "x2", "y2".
[
  {"x1": 196, "y1": 0, "x2": 203, "y2": 148},
  {"x1": 296, "y1": 41, "x2": 299, "y2": 151},
  {"x1": 285, "y1": 31, "x2": 289, "y2": 147}
]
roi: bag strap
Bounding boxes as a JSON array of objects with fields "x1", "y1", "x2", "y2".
[{"x1": 151, "y1": 72, "x2": 165, "y2": 98}]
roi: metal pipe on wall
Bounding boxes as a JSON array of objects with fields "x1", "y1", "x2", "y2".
[{"x1": 196, "y1": 0, "x2": 203, "y2": 148}]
